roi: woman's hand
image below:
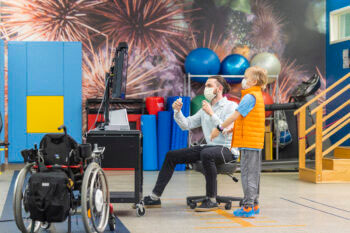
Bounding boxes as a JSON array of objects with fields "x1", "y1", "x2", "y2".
[{"x1": 210, "y1": 128, "x2": 220, "y2": 141}]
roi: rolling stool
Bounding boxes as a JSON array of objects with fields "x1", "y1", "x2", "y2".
[{"x1": 186, "y1": 160, "x2": 242, "y2": 210}]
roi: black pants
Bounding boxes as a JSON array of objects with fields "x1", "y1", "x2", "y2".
[{"x1": 152, "y1": 145, "x2": 234, "y2": 198}]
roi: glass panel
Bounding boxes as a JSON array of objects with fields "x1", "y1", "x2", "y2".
[{"x1": 339, "y1": 12, "x2": 350, "y2": 39}]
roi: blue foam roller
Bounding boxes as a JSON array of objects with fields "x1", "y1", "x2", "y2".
[
  {"x1": 157, "y1": 111, "x2": 171, "y2": 170},
  {"x1": 141, "y1": 115, "x2": 158, "y2": 171}
]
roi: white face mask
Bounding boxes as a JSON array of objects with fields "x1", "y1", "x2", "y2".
[
  {"x1": 204, "y1": 87, "x2": 216, "y2": 102},
  {"x1": 241, "y1": 79, "x2": 249, "y2": 89}
]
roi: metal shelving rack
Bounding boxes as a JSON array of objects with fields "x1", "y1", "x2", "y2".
[{"x1": 184, "y1": 73, "x2": 282, "y2": 160}]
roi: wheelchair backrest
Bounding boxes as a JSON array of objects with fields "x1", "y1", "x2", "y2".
[{"x1": 39, "y1": 133, "x2": 78, "y2": 165}]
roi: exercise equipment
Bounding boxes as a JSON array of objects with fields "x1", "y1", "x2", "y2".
[
  {"x1": 220, "y1": 54, "x2": 250, "y2": 77},
  {"x1": 191, "y1": 95, "x2": 206, "y2": 115},
  {"x1": 232, "y1": 45, "x2": 250, "y2": 59},
  {"x1": 262, "y1": 91, "x2": 274, "y2": 117},
  {"x1": 146, "y1": 97, "x2": 164, "y2": 115},
  {"x1": 13, "y1": 125, "x2": 113, "y2": 233},
  {"x1": 251, "y1": 52, "x2": 281, "y2": 83},
  {"x1": 157, "y1": 111, "x2": 171, "y2": 169},
  {"x1": 289, "y1": 74, "x2": 321, "y2": 102},
  {"x1": 141, "y1": 115, "x2": 158, "y2": 171},
  {"x1": 185, "y1": 48, "x2": 220, "y2": 83}
]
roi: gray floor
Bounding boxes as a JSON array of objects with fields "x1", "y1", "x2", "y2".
[{"x1": 1, "y1": 169, "x2": 350, "y2": 233}]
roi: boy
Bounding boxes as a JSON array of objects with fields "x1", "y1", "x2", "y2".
[{"x1": 210, "y1": 66, "x2": 267, "y2": 217}]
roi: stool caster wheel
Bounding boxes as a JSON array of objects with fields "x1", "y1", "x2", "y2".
[
  {"x1": 225, "y1": 203, "x2": 232, "y2": 210},
  {"x1": 189, "y1": 202, "x2": 197, "y2": 209},
  {"x1": 136, "y1": 201, "x2": 145, "y2": 217}
]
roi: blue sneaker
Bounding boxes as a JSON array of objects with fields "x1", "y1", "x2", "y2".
[
  {"x1": 233, "y1": 206, "x2": 255, "y2": 218},
  {"x1": 254, "y1": 205, "x2": 260, "y2": 215}
]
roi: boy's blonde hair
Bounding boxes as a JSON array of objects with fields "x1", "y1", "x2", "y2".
[{"x1": 244, "y1": 66, "x2": 268, "y2": 88}]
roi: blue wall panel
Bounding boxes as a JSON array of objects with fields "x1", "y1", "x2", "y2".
[
  {"x1": 326, "y1": 0, "x2": 350, "y2": 146},
  {"x1": 0, "y1": 40, "x2": 4, "y2": 165},
  {"x1": 27, "y1": 133, "x2": 46, "y2": 149},
  {"x1": 8, "y1": 42, "x2": 28, "y2": 162},
  {"x1": 27, "y1": 42, "x2": 64, "y2": 96},
  {"x1": 64, "y1": 42, "x2": 82, "y2": 143},
  {"x1": 8, "y1": 41, "x2": 82, "y2": 163}
]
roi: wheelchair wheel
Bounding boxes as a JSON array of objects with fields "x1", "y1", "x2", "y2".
[
  {"x1": 13, "y1": 164, "x2": 41, "y2": 233},
  {"x1": 81, "y1": 162, "x2": 110, "y2": 233}
]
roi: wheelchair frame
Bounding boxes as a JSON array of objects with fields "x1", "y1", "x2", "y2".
[{"x1": 12, "y1": 126, "x2": 115, "y2": 233}]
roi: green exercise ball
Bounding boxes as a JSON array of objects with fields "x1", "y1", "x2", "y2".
[
  {"x1": 251, "y1": 52, "x2": 281, "y2": 83},
  {"x1": 191, "y1": 95, "x2": 207, "y2": 115}
]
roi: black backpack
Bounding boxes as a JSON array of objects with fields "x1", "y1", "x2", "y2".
[
  {"x1": 25, "y1": 171, "x2": 71, "y2": 222},
  {"x1": 39, "y1": 134, "x2": 78, "y2": 166}
]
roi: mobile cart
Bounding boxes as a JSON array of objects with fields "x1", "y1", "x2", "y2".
[{"x1": 87, "y1": 129, "x2": 145, "y2": 216}]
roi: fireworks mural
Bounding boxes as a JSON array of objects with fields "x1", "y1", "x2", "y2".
[{"x1": 0, "y1": 0, "x2": 326, "y2": 133}]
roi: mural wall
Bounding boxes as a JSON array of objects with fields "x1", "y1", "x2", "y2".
[{"x1": 0, "y1": 0, "x2": 326, "y2": 132}]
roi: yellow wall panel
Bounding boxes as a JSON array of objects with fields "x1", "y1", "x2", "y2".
[{"x1": 27, "y1": 96, "x2": 64, "y2": 133}]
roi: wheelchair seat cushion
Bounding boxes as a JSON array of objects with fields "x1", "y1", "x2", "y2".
[
  {"x1": 39, "y1": 133, "x2": 78, "y2": 165},
  {"x1": 193, "y1": 160, "x2": 237, "y2": 175}
]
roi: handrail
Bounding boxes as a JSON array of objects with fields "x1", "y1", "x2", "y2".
[
  {"x1": 322, "y1": 134, "x2": 350, "y2": 156},
  {"x1": 304, "y1": 113, "x2": 350, "y2": 154},
  {"x1": 294, "y1": 72, "x2": 350, "y2": 115},
  {"x1": 311, "y1": 85, "x2": 350, "y2": 114},
  {"x1": 304, "y1": 100, "x2": 350, "y2": 135},
  {"x1": 323, "y1": 118, "x2": 350, "y2": 142},
  {"x1": 322, "y1": 113, "x2": 350, "y2": 136}
]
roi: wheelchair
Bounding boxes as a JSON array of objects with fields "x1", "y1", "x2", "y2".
[{"x1": 13, "y1": 125, "x2": 115, "y2": 233}]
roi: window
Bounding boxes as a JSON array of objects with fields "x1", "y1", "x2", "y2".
[{"x1": 330, "y1": 6, "x2": 350, "y2": 44}]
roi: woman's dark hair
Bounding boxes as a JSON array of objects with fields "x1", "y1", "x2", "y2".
[{"x1": 208, "y1": 75, "x2": 231, "y2": 94}]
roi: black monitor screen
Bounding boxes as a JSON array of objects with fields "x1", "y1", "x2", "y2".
[{"x1": 112, "y1": 42, "x2": 128, "y2": 99}]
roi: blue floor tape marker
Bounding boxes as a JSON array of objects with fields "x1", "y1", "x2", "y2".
[{"x1": 0, "y1": 171, "x2": 130, "y2": 233}]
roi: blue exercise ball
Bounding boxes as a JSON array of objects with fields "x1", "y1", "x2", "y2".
[
  {"x1": 220, "y1": 54, "x2": 250, "y2": 76},
  {"x1": 185, "y1": 48, "x2": 220, "y2": 76}
]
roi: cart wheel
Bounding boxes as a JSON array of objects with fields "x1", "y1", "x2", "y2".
[
  {"x1": 13, "y1": 164, "x2": 41, "y2": 233},
  {"x1": 225, "y1": 203, "x2": 232, "y2": 210},
  {"x1": 41, "y1": 222, "x2": 51, "y2": 230},
  {"x1": 189, "y1": 202, "x2": 197, "y2": 209},
  {"x1": 136, "y1": 202, "x2": 145, "y2": 217},
  {"x1": 136, "y1": 206, "x2": 145, "y2": 217},
  {"x1": 108, "y1": 216, "x2": 116, "y2": 231}
]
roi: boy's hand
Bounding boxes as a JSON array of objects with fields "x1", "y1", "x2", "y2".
[
  {"x1": 210, "y1": 128, "x2": 220, "y2": 141},
  {"x1": 202, "y1": 100, "x2": 214, "y2": 116}
]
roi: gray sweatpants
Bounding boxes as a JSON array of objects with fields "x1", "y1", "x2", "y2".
[{"x1": 240, "y1": 149, "x2": 261, "y2": 206}]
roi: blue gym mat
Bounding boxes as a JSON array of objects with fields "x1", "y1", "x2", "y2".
[
  {"x1": 141, "y1": 115, "x2": 158, "y2": 171},
  {"x1": 0, "y1": 171, "x2": 130, "y2": 233},
  {"x1": 167, "y1": 96, "x2": 190, "y2": 171},
  {"x1": 157, "y1": 111, "x2": 171, "y2": 170}
]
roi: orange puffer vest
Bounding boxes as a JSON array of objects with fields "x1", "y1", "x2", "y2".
[{"x1": 231, "y1": 86, "x2": 265, "y2": 149}]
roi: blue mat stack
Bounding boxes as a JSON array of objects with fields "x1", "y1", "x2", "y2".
[
  {"x1": 157, "y1": 111, "x2": 171, "y2": 170},
  {"x1": 166, "y1": 96, "x2": 190, "y2": 171},
  {"x1": 141, "y1": 96, "x2": 190, "y2": 171}
]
